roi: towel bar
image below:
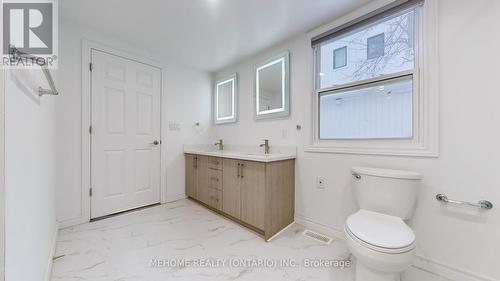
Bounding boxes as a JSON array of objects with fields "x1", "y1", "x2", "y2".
[
  {"x1": 436, "y1": 194, "x2": 493, "y2": 210},
  {"x1": 9, "y1": 46, "x2": 59, "y2": 97}
]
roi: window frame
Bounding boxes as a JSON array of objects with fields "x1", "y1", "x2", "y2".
[
  {"x1": 333, "y1": 46, "x2": 347, "y2": 69},
  {"x1": 307, "y1": 1, "x2": 439, "y2": 157}
]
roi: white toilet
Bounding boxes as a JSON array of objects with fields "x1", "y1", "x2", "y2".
[{"x1": 345, "y1": 167, "x2": 422, "y2": 281}]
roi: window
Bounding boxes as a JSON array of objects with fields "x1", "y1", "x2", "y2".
[
  {"x1": 333, "y1": 46, "x2": 347, "y2": 69},
  {"x1": 367, "y1": 33, "x2": 385, "y2": 59},
  {"x1": 316, "y1": 10, "x2": 415, "y2": 89},
  {"x1": 318, "y1": 9, "x2": 415, "y2": 139},
  {"x1": 309, "y1": 0, "x2": 439, "y2": 157},
  {"x1": 319, "y1": 76, "x2": 412, "y2": 139}
]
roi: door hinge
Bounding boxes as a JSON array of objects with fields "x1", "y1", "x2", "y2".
[
  {"x1": 89, "y1": 188, "x2": 93, "y2": 197},
  {"x1": 89, "y1": 125, "x2": 92, "y2": 134},
  {"x1": 89, "y1": 62, "x2": 93, "y2": 72}
]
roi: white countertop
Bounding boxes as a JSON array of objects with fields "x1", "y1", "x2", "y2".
[{"x1": 184, "y1": 144, "x2": 296, "y2": 163}]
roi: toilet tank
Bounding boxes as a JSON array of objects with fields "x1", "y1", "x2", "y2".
[{"x1": 351, "y1": 167, "x2": 423, "y2": 219}]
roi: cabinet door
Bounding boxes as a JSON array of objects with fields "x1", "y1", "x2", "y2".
[
  {"x1": 222, "y1": 159, "x2": 241, "y2": 219},
  {"x1": 196, "y1": 156, "x2": 210, "y2": 205},
  {"x1": 240, "y1": 160, "x2": 266, "y2": 229},
  {"x1": 185, "y1": 155, "x2": 197, "y2": 198}
]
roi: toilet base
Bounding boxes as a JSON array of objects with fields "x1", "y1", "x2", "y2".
[{"x1": 356, "y1": 262, "x2": 401, "y2": 281}]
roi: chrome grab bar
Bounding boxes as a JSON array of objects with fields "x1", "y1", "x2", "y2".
[{"x1": 436, "y1": 194, "x2": 493, "y2": 210}]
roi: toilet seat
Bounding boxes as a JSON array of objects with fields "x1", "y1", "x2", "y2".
[{"x1": 345, "y1": 209, "x2": 415, "y2": 254}]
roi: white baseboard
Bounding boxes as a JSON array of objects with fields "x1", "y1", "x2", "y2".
[
  {"x1": 414, "y1": 255, "x2": 497, "y2": 281},
  {"x1": 294, "y1": 214, "x2": 344, "y2": 240},
  {"x1": 57, "y1": 216, "x2": 89, "y2": 229},
  {"x1": 294, "y1": 214, "x2": 495, "y2": 281},
  {"x1": 165, "y1": 193, "x2": 187, "y2": 203},
  {"x1": 266, "y1": 221, "x2": 295, "y2": 242},
  {"x1": 58, "y1": 194, "x2": 187, "y2": 229},
  {"x1": 44, "y1": 224, "x2": 58, "y2": 281}
]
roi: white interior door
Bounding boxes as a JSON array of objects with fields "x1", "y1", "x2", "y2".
[{"x1": 91, "y1": 49, "x2": 161, "y2": 219}]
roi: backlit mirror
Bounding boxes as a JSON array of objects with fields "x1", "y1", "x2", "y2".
[
  {"x1": 255, "y1": 51, "x2": 290, "y2": 119},
  {"x1": 214, "y1": 74, "x2": 237, "y2": 124}
]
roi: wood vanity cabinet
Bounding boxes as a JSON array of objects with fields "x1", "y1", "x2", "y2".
[
  {"x1": 221, "y1": 159, "x2": 241, "y2": 219},
  {"x1": 185, "y1": 154, "x2": 197, "y2": 198},
  {"x1": 185, "y1": 153, "x2": 295, "y2": 241},
  {"x1": 185, "y1": 155, "x2": 209, "y2": 205},
  {"x1": 235, "y1": 160, "x2": 266, "y2": 230}
]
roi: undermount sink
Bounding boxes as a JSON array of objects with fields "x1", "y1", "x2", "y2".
[
  {"x1": 183, "y1": 144, "x2": 296, "y2": 162},
  {"x1": 240, "y1": 153, "x2": 269, "y2": 156}
]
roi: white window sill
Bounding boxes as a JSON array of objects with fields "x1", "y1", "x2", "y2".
[{"x1": 304, "y1": 144, "x2": 439, "y2": 158}]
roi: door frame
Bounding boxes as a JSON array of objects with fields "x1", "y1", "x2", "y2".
[{"x1": 75, "y1": 40, "x2": 167, "y2": 226}]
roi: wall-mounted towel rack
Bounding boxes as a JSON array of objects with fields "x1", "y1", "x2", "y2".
[
  {"x1": 8, "y1": 46, "x2": 59, "y2": 97},
  {"x1": 436, "y1": 194, "x2": 493, "y2": 210}
]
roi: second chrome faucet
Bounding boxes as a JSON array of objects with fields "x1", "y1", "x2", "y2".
[
  {"x1": 260, "y1": 139, "x2": 270, "y2": 154},
  {"x1": 214, "y1": 139, "x2": 224, "y2": 151}
]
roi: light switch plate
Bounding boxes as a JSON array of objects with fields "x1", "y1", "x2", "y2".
[{"x1": 169, "y1": 122, "x2": 181, "y2": 131}]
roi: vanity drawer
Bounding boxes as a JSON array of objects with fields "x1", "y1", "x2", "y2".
[
  {"x1": 208, "y1": 168, "x2": 222, "y2": 190},
  {"x1": 208, "y1": 157, "x2": 222, "y2": 170},
  {"x1": 208, "y1": 188, "x2": 222, "y2": 210}
]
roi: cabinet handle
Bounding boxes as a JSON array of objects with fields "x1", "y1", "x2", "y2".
[
  {"x1": 241, "y1": 163, "x2": 244, "y2": 178},
  {"x1": 237, "y1": 163, "x2": 241, "y2": 178},
  {"x1": 193, "y1": 157, "x2": 198, "y2": 168}
]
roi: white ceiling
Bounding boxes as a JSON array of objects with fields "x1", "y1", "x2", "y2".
[{"x1": 60, "y1": 0, "x2": 372, "y2": 72}]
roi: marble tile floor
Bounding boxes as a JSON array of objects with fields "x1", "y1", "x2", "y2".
[{"x1": 52, "y1": 199, "x2": 444, "y2": 281}]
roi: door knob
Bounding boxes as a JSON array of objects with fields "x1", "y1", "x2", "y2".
[{"x1": 152, "y1": 140, "x2": 160, "y2": 145}]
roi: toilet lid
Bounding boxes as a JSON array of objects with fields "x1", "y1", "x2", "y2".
[{"x1": 345, "y1": 210, "x2": 415, "y2": 249}]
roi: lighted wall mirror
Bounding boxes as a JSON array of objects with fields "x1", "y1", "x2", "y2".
[
  {"x1": 214, "y1": 74, "x2": 237, "y2": 124},
  {"x1": 254, "y1": 51, "x2": 290, "y2": 120}
]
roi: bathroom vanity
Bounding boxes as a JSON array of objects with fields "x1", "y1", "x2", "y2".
[{"x1": 184, "y1": 146, "x2": 296, "y2": 241}]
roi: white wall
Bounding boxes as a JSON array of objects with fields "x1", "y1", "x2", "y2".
[
  {"x1": 4, "y1": 68, "x2": 58, "y2": 281},
  {"x1": 213, "y1": 0, "x2": 500, "y2": 280},
  {"x1": 55, "y1": 19, "x2": 214, "y2": 226},
  {"x1": 0, "y1": 68, "x2": 5, "y2": 281}
]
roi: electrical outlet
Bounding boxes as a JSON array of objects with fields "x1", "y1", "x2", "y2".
[{"x1": 316, "y1": 177, "x2": 326, "y2": 189}]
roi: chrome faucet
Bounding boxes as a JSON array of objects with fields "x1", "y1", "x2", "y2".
[
  {"x1": 259, "y1": 139, "x2": 270, "y2": 154},
  {"x1": 214, "y1": 139, "x2": 224, "y2": 151}
]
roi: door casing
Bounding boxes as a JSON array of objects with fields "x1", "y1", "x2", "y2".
[
  {"x1": 59, "y1": 40, "x2": 167, "y2": 228},
  {"x1": 89, "y1": 49, "x2": 162, "y2": 219}
]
